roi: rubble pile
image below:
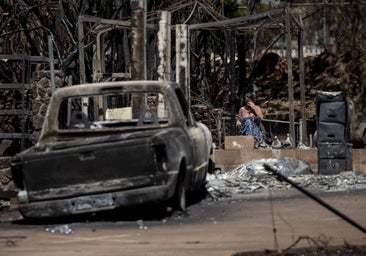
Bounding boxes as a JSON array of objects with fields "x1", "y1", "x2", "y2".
[
  {"x1": 207, "y1": 158, "x2": 366, "y2": 199},
  {"x1": 0, "y1": 158, "x2": 13, "y2": 192},
  {"x1": 29, "y1": 76, "x2": 57, "y2": 145}
]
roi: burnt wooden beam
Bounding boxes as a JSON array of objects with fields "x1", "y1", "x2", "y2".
[
  {"x1": 175, "y1": 24, "x2": 190, "y2": 102},
  {"x1": 158, "y1": 11, "x2": 171, "y2": 82}
]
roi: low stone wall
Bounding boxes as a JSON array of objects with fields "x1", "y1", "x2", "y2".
[
  {"x1": 0, "y1": 158, "x2": 13, "y2": 192},
  {"x1": 214, "y1": 136, "x2": 366, "y2": 174},
  {"x1": 214, "y1": 148, "x2": 318, "y2": 173},
  {"x1": 30, "y1": 72, "x2": 63, "y2": 144}
]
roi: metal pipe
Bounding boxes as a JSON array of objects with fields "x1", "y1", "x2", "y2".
[
  {"x1": 285, "y1": 5, "x2": 295, "y2": 147},
  {"x1": 263, "y1": 163, "x2": 366, "y2": 234},
  {"x1": 48, "y1": 36, "x2": 56, "y2": 93},
  {"x1": 298, "y1": 15, "x2": 307, "y2": 145}
]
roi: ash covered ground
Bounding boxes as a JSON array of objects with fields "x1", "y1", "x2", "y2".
[{"x1": 206, "y1": 157, "x2": 366, "y2": 199}]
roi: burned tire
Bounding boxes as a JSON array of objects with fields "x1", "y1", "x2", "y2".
[
  {"x1": 174, "y1": 175, "x2": 186, "y2": 212},
  {"x1": 163, "y1": 167, "x2": 187, "y2": 215}
]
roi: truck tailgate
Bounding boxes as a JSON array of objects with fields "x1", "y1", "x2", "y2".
[{"x1": 19, "y1": 138, "x2": 158, "y2": 201}]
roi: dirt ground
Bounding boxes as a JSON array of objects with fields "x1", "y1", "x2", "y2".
[{"x1": 1, "y1": 188, "x2": 366, "y2": 256}]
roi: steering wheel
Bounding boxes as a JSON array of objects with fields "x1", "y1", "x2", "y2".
[
  {"x1": 137, "y1": 108, "x2": 159, "y2": 126},
  {"x1": 70, "y1": 111, "x2": 90, "y2": 128}
]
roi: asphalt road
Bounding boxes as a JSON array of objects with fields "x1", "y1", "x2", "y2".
[{"x1": 1, "y1": 188, "x2": 366, "y2": 256}]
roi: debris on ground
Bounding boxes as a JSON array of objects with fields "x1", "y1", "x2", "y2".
[
  {"x1": 233, "y1": 243, "x2": 366, "y2": 256},
  {"x1": 45, "y1": 224, "x2": 73, "y2": 235},
  {"x1": 206, "y1": 157, "x2": 366, "y2": 199}
]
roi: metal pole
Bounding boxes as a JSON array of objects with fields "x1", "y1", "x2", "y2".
[
  {"x1": 323, "y1": 5, "x2": 328, "y2": 46},
  {"x1": 48, "y1": 35, "x2": 55, "y2": 93},
  {"x1": 264, "y1": 163, "x2": 366, "y2": 235},
  {"x1": 285, "y1": 6, "x2": 295, "y2": 147},
  {"x1": 143, "y1": 0, "x2": 147, "y2": 79},
  {"x1": 298, "y1": 15, "x2": 307, "y2": 145},
  {"x1": 77, "y1": 17, "x2": 88, "y2": 114},
  {"x1": 78, "y1": 16, "x2": 86, "y2": 84},
  {"x1": 229, "y1": 30, "x2": 237, "y2": 135}
]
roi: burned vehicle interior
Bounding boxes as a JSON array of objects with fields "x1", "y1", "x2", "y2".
[{"x1": 57, "y1": 90, "x2": 170, "y2": 132}]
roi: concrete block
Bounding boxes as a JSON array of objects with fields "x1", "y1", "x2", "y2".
[
  {"x1": 239, "y1": 149, "x2": 272, "y2": 163},
  {"x1": 224, "y1": 136, "x2": 254, "y2": 150},
  {"x1": 214, "y1": 149, "x2": 243, "y2": 165},
  {"x1": 353, "y1": 149, "x2": 366, "y2": 173},
  {"x1": 270, "y1": 149, "x2": 297, "y2": 159},
  {"x1": 297, "y1": 149, "x2": 318, "y2": 165},
  {"x1": 10, "y1": 197, "x2": 19, "y2": 206}
]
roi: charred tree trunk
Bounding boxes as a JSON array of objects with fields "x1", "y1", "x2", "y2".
[{"x1": 131, "y1": 0, "x2": 146, "y2": 118}]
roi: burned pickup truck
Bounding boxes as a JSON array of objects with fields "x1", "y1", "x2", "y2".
[{"x1": 11, "y1": 80, "x2": 214, "y2": 219}]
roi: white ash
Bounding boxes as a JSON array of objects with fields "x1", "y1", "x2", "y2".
[{"x1": 206, "y1": 158, "x2": 366, "y2": 198}]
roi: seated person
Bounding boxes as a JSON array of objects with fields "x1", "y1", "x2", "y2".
[{"x1": 236, "y1": 92, "x2": 264, "y2": 143}]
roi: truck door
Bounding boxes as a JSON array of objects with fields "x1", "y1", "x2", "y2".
[{"x1": 174, "y1": 89, "x2": 207, "y2": 183}]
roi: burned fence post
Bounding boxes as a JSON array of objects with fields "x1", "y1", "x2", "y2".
[
  {"x1": 158, "y1": 11, "x2": 171, "y2": 82},
  {"x1": 157, "y1": 11, "x2": 171, "y2": 118},
  {"x1": 176, "y1": 24, "x2": 190, "y2": 105}
]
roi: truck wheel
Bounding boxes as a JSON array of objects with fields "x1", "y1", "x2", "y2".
[
  {"x1": 208, "y1": 158, "x2": 215, "y2": 174},
  {"x1": 174, "y1": 175, "x2": 186, "y2": 212}
]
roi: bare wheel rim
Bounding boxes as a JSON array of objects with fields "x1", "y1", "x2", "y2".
[{"x1": 176, "y1": 176, "x2": 186, "y2": 211}]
